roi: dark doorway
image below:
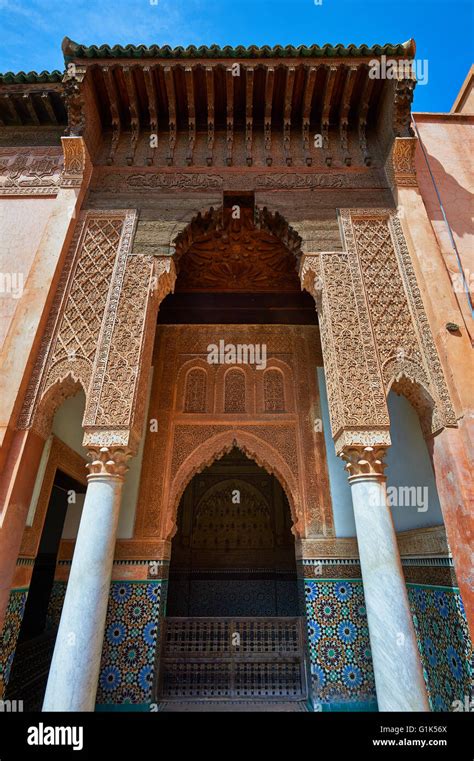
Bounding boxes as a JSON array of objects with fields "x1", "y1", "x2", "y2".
[
  {"x1": 167, "y1": 448, "x2": 299, "y2": 617},
  {"x1": 158, "y1": 448, "x2": 307, "y2": 704},
  {"x1": 5, "y1": 470, "x2": 86, "y2": 710}
]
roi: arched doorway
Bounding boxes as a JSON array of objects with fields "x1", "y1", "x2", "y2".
[{"x1": 156, "y1": 447, "x2": 308, "y2": 707}]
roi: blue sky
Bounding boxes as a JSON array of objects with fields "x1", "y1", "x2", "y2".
[{"x1": 0, "y1": 0, "x2": 472, "y2": 111}]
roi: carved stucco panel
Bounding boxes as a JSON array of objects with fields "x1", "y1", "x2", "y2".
[
  {"x1": 83, "y1": 253, "x2": 176, "y2": 450},
  {"x1": 135, "y1": 325, "x2": 332, "y2": 543},
  {"x1": 340, "y1": 209, "x2": 456, "y2": 435},
  {"x1": 299, "y1": 251, "x2": 390, "y2": 451},
  {"x1": 17, "y1": 210, "x2": 135, "y2": 435}
]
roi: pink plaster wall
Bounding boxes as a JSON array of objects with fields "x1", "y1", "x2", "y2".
[
  {"x1": 0, "y1": 197, "x2": 56, "y2": 348},
  {"x1": 414, "y1": 115, "x2": 474, "y2": 310}
]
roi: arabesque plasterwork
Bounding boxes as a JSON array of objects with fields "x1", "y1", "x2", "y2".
[
  {"x1": 17, "y1": 201, "x2": 456, "y2": 544},
  {"x1": 17, "y1": 208, "x2": 176, "y2": 453}
]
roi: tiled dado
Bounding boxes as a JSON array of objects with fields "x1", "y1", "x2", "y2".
[
  {"x1": 0, "y1": 587, "x2": 28, "y2": 696},
  {"x1": 407, "y1": 584, "x2": 472, "y2": 712},
  {"x1": 301, "y1": 559, "x2": 472, "y2": 713},
  {"x1": 95, "y1": 579, "x2": 167, "y2": 708},
  {"x1": 301, "y1": 564, "x2": 377, "y2": 711}
]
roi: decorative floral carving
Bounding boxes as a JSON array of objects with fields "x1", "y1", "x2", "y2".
[
  {"x1": 173, "y1": 206, "x2": 302, "y2": 291},
  {"x1": 60, "y1": 136, "x2": 90, "y2": 188},
  {"x1": 385, "y1": 137, "x2": 417, "y2": 188},
  {"x1": 299, "y1": 250, "x2": 390, "y2": 452}
]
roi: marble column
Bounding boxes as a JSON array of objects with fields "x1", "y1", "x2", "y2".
[
  {"x1": 342, "y1": 445, "x2": 430, "y2": 712},
  {"x1": 42, "y1": 446, "x2": 131, "y2": 712}
]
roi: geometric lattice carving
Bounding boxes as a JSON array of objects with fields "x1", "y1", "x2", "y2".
[
  {"x1": 299, "y1": 251, "x2": 390, "y2": 452},
  {"x1": 184, "y1": 369, "x2": 207, "y2": 413},
  {"x1": 224, "y1": 369, "x2": 246, "y2": 413},
  {"x1": 17, "y1": 211, "x2": 133, "y2": 433},
  {"x1": 264, "y1": 369, "x2": 285, "y2": 412},
  {"x1": 340, "y1": 210, "x2": 457, "y2": 436},
  {"x1": 192, "y1": 480, "x2": 273, "y2": 550},
  {"x1": 83, "y1": 251, "x2": 176, "y2": 450}
]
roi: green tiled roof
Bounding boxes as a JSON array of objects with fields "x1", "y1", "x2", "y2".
[
  {"x1": 0, "y1": 70, "x2": 63, "y2": 84},
  {"x1": 62, "y1": 36, "x2": 416, "y2": 62}
]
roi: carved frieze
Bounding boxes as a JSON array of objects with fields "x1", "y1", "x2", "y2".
[
  {"x1": 92, "y1": 168, "x2": 385, "y2": 193},
  {"x1": 0, "y1": 147, "x2": 63, "y2": 195},
  {"x1": 18, "y1": 210, "x2": 136, "y2": 435}
]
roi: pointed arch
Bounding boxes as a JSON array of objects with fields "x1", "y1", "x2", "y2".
[
  {"x1": 32, "y1": 372, "x2": 86, "y2": 440},
  {"x1": 165, "y1": 428, "x2": 302, "y2": 541},
  {"x1": 386, "y1": 369, "x2": 438, "y2": 438}
]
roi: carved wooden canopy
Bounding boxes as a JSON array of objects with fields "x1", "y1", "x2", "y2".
[{"x1": 174, "y1": 206, "x2": 303, "y2": 292}]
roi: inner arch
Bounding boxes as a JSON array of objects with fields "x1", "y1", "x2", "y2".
[{"x1": 167, "y1": 446, "x2": 299, "y2": 618}]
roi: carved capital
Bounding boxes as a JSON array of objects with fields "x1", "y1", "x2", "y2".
[
  {"x1": 340, "y1": 445, "x2": 388, "y2": 480},
  {"x1": 86, "y1": 445, "x2": 132, "y2": 479}
]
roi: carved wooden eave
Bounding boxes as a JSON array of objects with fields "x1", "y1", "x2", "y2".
[
  {"x1": 143, "y1": 65, "x2": 158, "y2": 165},
  {"x1": 339, "y1": 65, "x2": 357, "y2": 165},
  {"x1": 122, "y1": 66, "x2": 140, "y2": 165},
  {"x1": 264, "y1": 66, "x2": 274, "y2": 165},
  {"x1": 0, "y1": 39, "x2": 417, "y2": 168},
  {"x1": 164, "y1": 66, "x2": 177, "y2": 165},
  {"x1": 302, "y1": 66, "x2": 317, "y2": 166},
  {"x1": 0, "y1": 39, "x2": 415, "y2": 168},
  {"x1": 0, "y1": 75, "x2": 67, "y2": 128},
  {"x1": 225, "y1": 66, "x2": 234, "y2": 166}
]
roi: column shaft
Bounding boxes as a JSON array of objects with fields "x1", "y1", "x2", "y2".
[
  {"x1": 345, "y1": 448, "x2": 430, "y2": 712},
  {"x1": 342, "y1": 447, "x2": 430, "y2": 711},
  {"x1": 43, "y1": 447, "x2": 129, "y2": 711}
]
